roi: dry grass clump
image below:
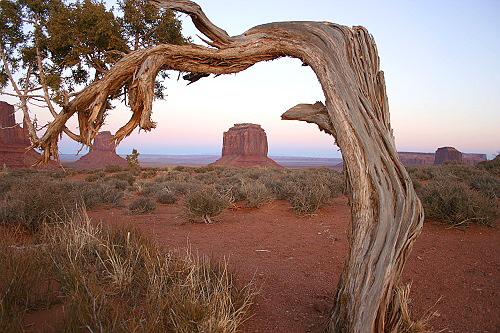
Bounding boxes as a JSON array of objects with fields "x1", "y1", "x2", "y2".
[
  {"x1": 0, "y1": 212, "x2": 256, "y2": 332},
  {"x1": 385, "y1": 284, "x2": 438, "y2": 333},
  {"x1": 184, "y1": 185, "x2": 234, "y2": 223},
  {"x1": 0, "y1": 227, "x2": 57, "y2": 333}
]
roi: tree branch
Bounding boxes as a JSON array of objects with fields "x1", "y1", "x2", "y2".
[
  {"x1": 281, "y1": 101, "x2": 336, "y2": 136},
  {"x1": 149, "y1": 0, "x2": 233, "y2": 47}
]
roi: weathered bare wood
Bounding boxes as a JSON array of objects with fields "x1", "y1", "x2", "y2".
[
  {"x1": 281, "y1": 101, "x2": 335, "y2": 135},
  {"x1": 149, "y1": 0, "x2": 233, "y2": 47},
  {"x1": 30, "y1": 2, "x2": 424, "y2": 332}
]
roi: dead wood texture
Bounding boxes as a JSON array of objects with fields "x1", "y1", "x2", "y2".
[{"x1": 33, "y1": 1, "x2": 424, "y2": 332}]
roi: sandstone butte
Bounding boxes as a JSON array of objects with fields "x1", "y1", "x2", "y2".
[
  {"x1": 68, "y1": 131, "x2": 128, "y2": 170},
  {"x1": 211, "y1": 123, "x2": 282, "y2": 168},
  {"x1": 0, "y1": 101, "x2": 57, "y2": 169}
]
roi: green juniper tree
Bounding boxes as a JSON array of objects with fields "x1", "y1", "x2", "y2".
[{"x1": 0, "y1": 0, "x2": 185, "y2": 154}]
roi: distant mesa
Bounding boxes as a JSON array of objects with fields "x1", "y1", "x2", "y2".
[
  {"x1": 211, "y1": 123, "x2": 282, "y2": 168},
  {"x1": 68, "y1": 131, "x2": 128, "y2": 170},
  {"x1": 0, "y1": 101, "x2": 57, "y2": 169},
  {"x1": 397, "y1": 147, "x2": 486, "y2": 166},
  {"x1": 434, "y1": 146, "x2": 463, "y2": 165}
]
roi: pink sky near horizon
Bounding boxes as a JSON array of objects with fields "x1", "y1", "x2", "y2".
[{"x1": 2, "y1": 0, "x2": 499, "y2": 159}]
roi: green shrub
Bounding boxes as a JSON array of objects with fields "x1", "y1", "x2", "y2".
[
  {"x1": 418, "y1": 179, "x2": 499, "y2": 226},
  {"x1": 184, "y1": 186, "x2": 233, "y2": 223},
  {"x1": 108, "y1": 179, "x2": 129, "y2": 191},
  {"x1": 467, "y1": 174, "x2": 500, "y2": 199},
  {"x1": 0, "y1": 176, "x2": 79, "y2": 230},
  {"x1": 85, "y1": 171, "x2": 105, "y2": 182},
  {"x1": 286, "y1": 181, "x2": 332, "y2": 215},
  {"x1": 107, "y1": 171, "x2": 136, "y2": 185},
  {"x1": 77, "y1": 182, "x2": 124, "y2": 209},
  {"x1": 214, "y1": 176, "x2": 245, "y2": 201},
  {"x1": 129, "y1": 197, "x2": 157, "y2": 214},
  {"x1": 156, "y1": 190, "x2": 178, "y2": 204},
  {"x1": 241, "y1": 180, "x2": 272, "y2": 208},
  {"x1": 140, "y1": 169, "x2": 158, "y2": 179},
  {"x1": 104, "y1": 164, "x2": 123, "y2": 173},
  {"x1": 163, "y1": 180, "x2": 198, "y2": 195},
  {"x1": 139, "y1": 182, "x2": 163, "y2": 196},
  {"x1": 476, "y1": 155, "x2": 500, "y2": 176}
]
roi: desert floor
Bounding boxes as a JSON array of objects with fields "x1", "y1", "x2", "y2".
[{"x1": 77, "y1": 194, "x2": 500, "y2": 333}]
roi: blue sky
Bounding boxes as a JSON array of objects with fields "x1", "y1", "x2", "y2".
[{"x1": 5, "y1": 0, "x2": 500, "y2": 158}]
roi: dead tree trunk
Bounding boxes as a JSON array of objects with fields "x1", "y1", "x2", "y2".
[{"x1": 33, "y1": 1, "x2": 424, "y2": 331}]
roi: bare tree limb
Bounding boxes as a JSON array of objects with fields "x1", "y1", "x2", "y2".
[
  {"x1": 29, "y1": 3, "x2": 424, "y2": 333},
  {"x1": 281, "y1": 101, "x2": 335, "y2": 136},
  {"x1": 149, "y1": 0, "x2": 234, "y2": 47}
]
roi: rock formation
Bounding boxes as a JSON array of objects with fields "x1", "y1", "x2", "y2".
[
  {"x1": 434, "y1": 146, "x2": 463, "y2": 165},
  {"x1": 462, "y1": 153, "x2": 488, "y2": 166},
  {"x1": 211, "y1": 123, "x2": 282, "y2": 167},
  {"x1": 0, "y1": 101, "x2": 55, "y2": 168},
  {"x1": 68, "y1": 131, "x2": 128, "y2": 170},
  {"x1": 398, "y1": 152, "x2": 435, "y2": 166}
]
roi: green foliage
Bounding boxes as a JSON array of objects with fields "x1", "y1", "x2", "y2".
[
  {"x1": 129, "y1": 197, "x2": 157, "y2": 214},
  {"x1": 184, "y1": 185, "x2": 233, "y2": 223},
  {"x1": 126, "y1": 148, "x2": 141, "y2": 170},
  {"x1": 240, "y1": 179, "x2": 272, "y2": 208},
  {"x1": 286, "y1": 181, "x2": 332, "y2": 215},
  {"x1": 0, "y1": 0, "x2": 186, "y2": 124},
  {"x1": 477, "y1": 155, "x2": 500, "y2": 176},
  {"x1": 0, "y1": 175, "x2": 78, "y2": 230},
  {"x1": 156, "y1": 189, "x2": 178, "y2": 204},
  {"x1": 105, "y1": 164, "x2": 123, "y2": 173}
]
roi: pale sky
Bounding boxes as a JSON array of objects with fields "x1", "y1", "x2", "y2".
[{"x1": 6, "y1": 0, "x2": 500, "y2": 158}]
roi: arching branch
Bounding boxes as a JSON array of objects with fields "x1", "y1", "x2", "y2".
[{"x1": 31, "y1": 3, "x2": 424, "y2": 333}]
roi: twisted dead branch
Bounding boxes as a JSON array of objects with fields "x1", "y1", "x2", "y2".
[{"x1": 32, "y1": 1, "x2": 424, "y2": 332}]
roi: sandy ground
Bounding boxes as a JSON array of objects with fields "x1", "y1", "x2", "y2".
[{"x1": 79, "y1": 195, "x2": 500, "y2": 333}]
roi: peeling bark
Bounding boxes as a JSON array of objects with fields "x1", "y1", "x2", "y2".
[{"x1": 32, "y1": 1, "x2": 424, "y2": 332}]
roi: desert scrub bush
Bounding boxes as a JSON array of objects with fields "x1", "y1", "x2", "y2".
[
  {"x1": 214, "y1": 176, "x2": 245, "y2": 201},
  {"x1": 104, "y1": 164, "x2": 123, "y2": 173},
  {"x1": 241, "y1": 179, "x2": 272, "y2": 208},
  {"x1": 75, "y1": 182, "x2": 124, "y2": 209},
  {"x1": 154, "y1": 170, "x2": 191, "y2": 182},
  {"x1": 417, "y1": 179, "x2": 499, "y2": 226},
  {"x1": 106, "y1": 171, "x2": 136, "y2": 185},
  {"x1": 193, "y1": 170, "x2": 219, "y2": 184},
  {"x1": 467, "y1": 173, "x2": 500, "y2": 199},
  {"x1": 477, "y1": 155, "x2": 500, "y2": 176},
  {"x1": 26, "y1": 212, "x2": 256, "y2": 333},
  {"x1": 184, "y1": 185, "x2": 233, "y2": 223},
  {"x1": 0, "y1": 176, "x2": 79, "y2": 230},
  {"x1": 161, "y1": 180, "x2": 199, "y2": 195},
  {"x1": 156, "y1": 189, "x2": 178, "y2": 204},
  {"x1": 173, "y1": 165, "x2": 191, "y2": 172},
  {"x1": 286, "y1": 180, "x2": 332, "y2": 215},
  {"x1": 140, "y1": 169, "x2": 158, "y2": 179},
  {"x1": 85, "y1": 170, "x2": 106, "y2": 182},
  {"x1": 129, "y1": 197, "x2": 157, "y2": 214},
  {"x1": 407, "y1": 166, "x2": 436, "y2": 181},
  {"x1": 138, "y1": 181, "x2": 164, "y2": 196}
]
